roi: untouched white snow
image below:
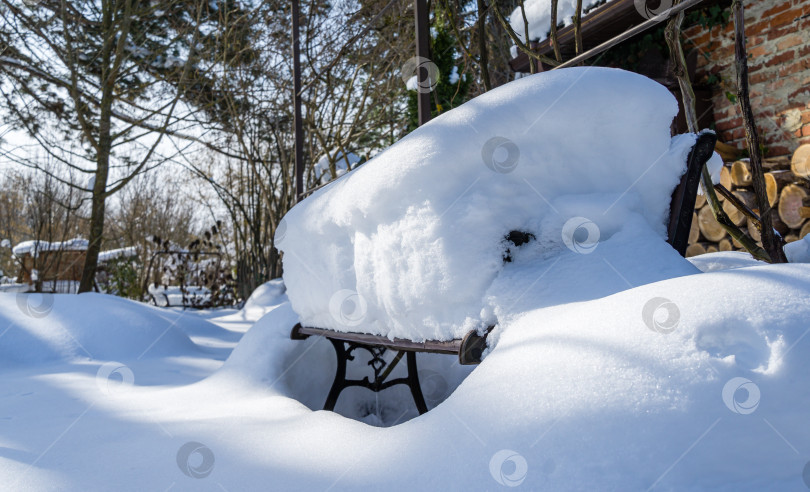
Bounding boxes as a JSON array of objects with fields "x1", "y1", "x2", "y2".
[
  {"x1": 278, "y1": 67, "x2": 697, "y2": 341},
  {"x1": 2, "y1": 260, "x2": 810, "y2": 490}
]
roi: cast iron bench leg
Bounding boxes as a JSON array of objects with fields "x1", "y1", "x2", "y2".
[
  {"x1": 322, "y1": 337, "x2": 428, "y2": 415},
  {"x1": 324, "y1": 338, "x2": 348, "y2": 411},
  {"x1": 406, "y1": 351, "x2": 428, "y2": 414}
]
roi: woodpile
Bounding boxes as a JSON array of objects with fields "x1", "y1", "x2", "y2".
[{"x1": 686, "y1": 144, "x2": 810, "y2": 258}]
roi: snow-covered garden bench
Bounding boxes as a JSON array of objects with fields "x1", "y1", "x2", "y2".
[
  {"x1": 277, "y1": 70, "x2": 716, "y2": 413},
  {"x1": 290, "y1": 131, "x2": 717, "y2": 416}
]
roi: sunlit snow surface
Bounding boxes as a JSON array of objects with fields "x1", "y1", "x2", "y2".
[
  {"x1": 2, "y1": 256, "x2": 810, "y2": 490},
  {"x1": 3, "y1": 68, "x2": 810, "y2": 490}
]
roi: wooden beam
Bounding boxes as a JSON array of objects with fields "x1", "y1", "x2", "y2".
[
  {"x1": 414, "y1": 0, "x2": 431, "y2": 125},
  {"x1": 292, "y1": 0, "x2": 304, "y2": 202}
]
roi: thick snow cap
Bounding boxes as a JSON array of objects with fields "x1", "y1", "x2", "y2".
[{"x1": 278, "y1": 67, "x2": 694, "y2": 341}]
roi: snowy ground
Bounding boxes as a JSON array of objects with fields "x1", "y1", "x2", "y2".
[
  {"x1": 2, "y1": 253, "x2": 810, "y2": 491},
  {"x1": 3, "y1": 69, "x2": 810, "y2": 490}
]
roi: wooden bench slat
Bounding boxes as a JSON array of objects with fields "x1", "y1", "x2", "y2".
[{"x1": 293, "y1": 324, "x2": 463, "y2": 355}]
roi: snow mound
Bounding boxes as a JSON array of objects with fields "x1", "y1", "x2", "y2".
[
  {"x1": 0, "y1": 293, "x2": 198, "y2": 367},
  {"x1": 210, "y1": 279, "x2": 288, "y2": 329},
  {"x1": 278, "y1": 67, "x2": 695, "y2": 341},
  {"x1": 221, "y1": 263, "x2": 810, "y2": 489},
  {"x1": 688, "y1": 251, "x2": 766, "y2": 272}
]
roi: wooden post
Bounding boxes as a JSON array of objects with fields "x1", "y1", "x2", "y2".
[
  {"x1": 414, "y1": 0, "x2": 431, "y2": 126},
  {"x1": 292, "y1": 0, "x2": 304, "y2": 201},
  {"x1": 732, "y1": 0, "x2": 787, "y2": 262}
]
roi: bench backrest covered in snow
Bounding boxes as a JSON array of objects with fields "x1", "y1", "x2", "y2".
[
  {"x1": 281, "y1": 68, "x2": 718, "y2": 414},
  {"x1": 289, "y1": 131, "x2": 716, "y2": 414}
]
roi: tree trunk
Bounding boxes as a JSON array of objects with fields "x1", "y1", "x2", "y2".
[
  {"x1": 732, "y1": 0, "x2": 787, "y2": 262},
  {"x1": 477, "y1": 0, "x2": 491, "y2": 90},
  {"x1": 78, "y1": 0, "x2": 115, "y2": 293}
]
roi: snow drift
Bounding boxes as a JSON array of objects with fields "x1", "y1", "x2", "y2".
[
  {"x1": 0, "y1": 293, "x2": 198, "y2": 366},
  {"x1": 278, "y1": 67, "x2": 697, "y2": 341}
]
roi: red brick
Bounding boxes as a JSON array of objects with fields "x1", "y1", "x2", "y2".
[
  {"x1": 803, "y1": 125, "x2": 810, "y2": 137},
  {"x1": 749, "y1": 45, "x2": 769, "y2": 59},
  {"x1": 750, "y1": 71, "x2": 769, "y2": 84},
  {"x1": 778, "y1": 59, "x2": 810, "y2": 77},
  {"x1": 749, "y1": 35, "x2": 766, "y2": 47},
  {"x1": 777, "y1": 34, "x2": 804, "y2": 51},
  {"x1": 747, "y1": 20, "x2": 769, "y2": 36},
  {"x1": 803, "y1": 112, "x2": 810, "y2": 124},
  {"x1": 769, "y1": 9, "x2": 801, "y2": 29},
  {"x1": 767, "y1": 79, "x2": 786, "y2": 91},
  {"x1": 717, "y1": 117, "x2": 743, "y2": 132},
  {"x1": 768, "y1": 25, "x2": 798, "y2": 41},
  {"x1": 761, "y1": 1, "x2": 792, "y2": 19},
  {"x1": 733, "y1": 128, "x2": 747, "y2": 140},
  {"x1": 765, "y1": 50, "x2": 795, "y2": 67},
  {"x1": 789, "y1": 86, "x2": 810, "y2": 103}
]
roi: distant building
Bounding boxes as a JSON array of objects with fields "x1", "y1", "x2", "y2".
[{"x1": 11, "y1": 239, "x2": 136, "y2": 293}]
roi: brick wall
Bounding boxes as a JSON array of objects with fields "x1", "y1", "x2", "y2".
[{"x1": 684, "y1": 0, "x2": 810, "y2": 157}]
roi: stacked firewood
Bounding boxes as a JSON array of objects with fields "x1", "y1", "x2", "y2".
[{"x1": 686, "y1": 144, "x2": 810, "y2": 257}]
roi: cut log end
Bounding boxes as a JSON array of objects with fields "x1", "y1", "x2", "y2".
[
  {"x1": 790, "y1": 144, "x2": 810, "y2": 179},
  {"x1": 778, "y1": 184, "x2": 808, "y2": 229},
  {"x1": 686, "y1": 243, "x2": 707, "y2": 257},
  {"x1": 731, "y1": 160, "x2": 752, "y2": 187},
  {"x1": 698, "y1": 205, "x2": 727, "y2": 242}
]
